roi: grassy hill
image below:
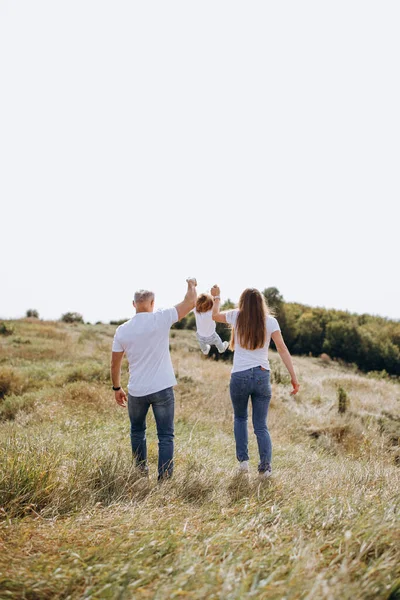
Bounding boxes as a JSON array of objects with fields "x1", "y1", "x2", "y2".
[{"x1": 0, "y1": 319, "x2": 399, "y2": 599}]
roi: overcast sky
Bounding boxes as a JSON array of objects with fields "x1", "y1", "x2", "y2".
[{"x1": 1, "y1": 1, "x2": 399, "y2": 323}]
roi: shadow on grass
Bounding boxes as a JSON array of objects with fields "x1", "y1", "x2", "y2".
[
  {"x1": 175, "y1": 476, "x2": 215, "y2": 504},
  {"x1": 227, "y1": 472, "x2": 274, "y2": 503}
]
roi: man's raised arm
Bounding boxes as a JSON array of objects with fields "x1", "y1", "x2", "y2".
[{"x1": 175, "y1": 278, "x2": 197, "y2": 320}]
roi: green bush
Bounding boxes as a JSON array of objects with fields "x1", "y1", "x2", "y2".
[
  {"x1": 222, "y1": 299, "x2": 235, "y2": 310},
  {"x1": 63, "y1": 363, "x2": 109, "y2": 384},
  {"x1": 0, "y1": 393, "x2": 35, "y2": 421},
  {"x1": 323, "y1": 320, "x2": 361, "y2": 363},
  {"x1": 293, "y1": 311, "x2": 325, "y2": 356},
  {"x1": 0, "y1": 322, "x2": 14, "y2": 336},
  {"x1": 26, "y1": 309, "x2": 39, "y2": 318},
  {"x1": 0, "y1": 367, "x2": 25, "y2": 399},
  {"x1": 172, "y1": 312, "x2": 196, "y2": 330},
  {"x1": 263, "y1": 288, "x2": 284, "y2": 333},
  {"x1": 380, "y1": 340, "x2": 400, "y2": 376},
  {"x1": 12, "y1": 337, "x2": 32, "y2": 345},
  {"x1": 61, "y1": 312, "x2": 84, "y2": 324},
  {"x1": 387, "y1": 322, "x2": 400, "y2": 349},
  {"x1": 367, "y1": 370, "x2": 390, "y2": 381},
  {"x1": 185, "y1": 312, "x2": 196, "y2": 330},
  {"x1": 0, "y1": 366, "x2": 48, "y2": 399},
  {"x1": 263, "y1": 287, "x2": 284, "y2": 313},
  {"x1": 337, "y1": 386, "x2": 349, "y2": 414},
  {"x1": 216, "y1": 322, "x2": 230, "y2": 343},
  {"x1": 172, "y1": 318, "x2": 186, "y2": 330}
]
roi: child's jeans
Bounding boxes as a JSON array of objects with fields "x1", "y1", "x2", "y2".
[{"x1": 196, "y1": 332, "x2": 226, "y2": 353}]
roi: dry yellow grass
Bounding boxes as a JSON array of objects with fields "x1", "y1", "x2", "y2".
[{"x1": 0, "y1": 321, "x2": 399, "y2": 599}]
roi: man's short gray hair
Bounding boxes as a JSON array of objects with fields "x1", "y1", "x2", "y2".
[{"x1": 134, "y1": 289, "x2": 155, "y2": 304}]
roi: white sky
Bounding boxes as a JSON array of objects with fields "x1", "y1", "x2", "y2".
[{"x1": 0, "y1": 1, "x2": 399, "y2": 323}]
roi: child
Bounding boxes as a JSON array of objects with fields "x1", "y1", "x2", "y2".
[{"x1": 193, "y1": 292, "x2": 229, "y2": 355}]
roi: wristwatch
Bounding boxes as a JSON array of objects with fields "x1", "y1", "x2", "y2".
[
  {"x1": 213, "y1": 296, "x2": 221, "y2": 300},
  {"x1": 112, "y1": 386, "x2": 121, "y2": 391}
]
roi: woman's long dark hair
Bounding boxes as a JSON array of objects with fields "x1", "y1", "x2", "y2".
[{"x1": 230, "y1": 288, "x2": 271, "y2": 350}]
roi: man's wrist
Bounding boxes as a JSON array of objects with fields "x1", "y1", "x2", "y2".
[
  {"x1": 112, "y1": 385, "x2": 121, "y2": 391},
  {"x1": 213, "y1": 296, "x2": 221, "y2": 300}
]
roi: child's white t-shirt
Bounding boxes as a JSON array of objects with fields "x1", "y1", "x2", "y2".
[{"x1": 193, "y1": 308, "x2": 216, "y2": 338}]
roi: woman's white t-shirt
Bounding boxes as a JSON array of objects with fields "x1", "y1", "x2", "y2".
[
  {"x1": 193, "y1": 308, "x2": 216, "y2": 338},
  {"x1": 225, "y1": 309, "x2": 280, "y2": 373}
]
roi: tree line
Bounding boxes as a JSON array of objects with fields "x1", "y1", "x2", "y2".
[
  {"x1": 21, "y1": 291, "x2": 400, "y2": 376},
  {"x1": 172, "y1": 288, "x2": 400, "y2": 377}
]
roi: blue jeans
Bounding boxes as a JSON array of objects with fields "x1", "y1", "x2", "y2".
[
  {"x1": 229, "y1": 367, "x2": 272, "y2": 472},
  {"x1": 128, "y1": 387, "x2": 175, "y2": 479}
]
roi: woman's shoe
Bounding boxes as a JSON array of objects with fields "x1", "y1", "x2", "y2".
[
  {"x1": 258, "y1": 465, "x2": 272, "y2": 478},
  {"x1": 238, "y1": 460, "x2": 249, "y2": 474}
]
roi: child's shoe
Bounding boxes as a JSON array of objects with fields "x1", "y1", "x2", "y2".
[
  {"x1": 218, "y1": 341, "x2": 229, "y2": 353},
  {"x1": 202, "y1": 344, "x2": 211, "y2": 355}
]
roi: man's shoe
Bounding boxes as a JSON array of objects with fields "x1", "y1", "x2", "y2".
[
  {"x1": 158, "y1": 471, "x2": 173, "y2": 483},
  {"x1": 218, "y1": 341, "x2": 229, "y2": 353},
  {"x1": 136, "y1": 463, "x2": 149, "y2": 478},
  {"x1": 202, "y1": 344, "x2": 211, "y2": 355}
]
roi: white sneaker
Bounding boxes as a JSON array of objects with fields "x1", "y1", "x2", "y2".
[
  {"x1": 238, "y1": 460, "x2": 249, "y2": 474},
  {"x1": 258, "y1": 465, "x2": 272, "y2": 479},
  {"x1": 218, "y1": 341, "x2": 229, "y2": 354},
  {"x1": 201, "y1": 344, "x2": 211, "y2": 355}
]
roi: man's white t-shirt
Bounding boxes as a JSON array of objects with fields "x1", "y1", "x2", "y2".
[
  {"x1": 225, "y1": 309, "x2": 280, "y2": 373},
  {"x1": 112, "y1": 308, "x2": 178, "y2": 397},
  {"x1": 193, "y1": 308, "x2": 216, "y2": 338}
]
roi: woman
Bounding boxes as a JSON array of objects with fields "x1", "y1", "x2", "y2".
[{"x1": 212, "y1": 285, "x2": 300, "y2": 478}]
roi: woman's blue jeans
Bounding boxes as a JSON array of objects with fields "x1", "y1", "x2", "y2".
[
  {"x1": 229, "y1": 367, "x2": 272, "y2": 472},
  {"x1": 128, "y1": 387, "x2": 174, "y2": 480}
]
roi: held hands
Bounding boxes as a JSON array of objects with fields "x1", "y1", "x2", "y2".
[
  {"x1": 186, "y1": 277, "x2": 197, "y2": 288},
  {"x1": 211, "y1": 284, "x2": 220, "y2": 297},
  {"x1": 115, "y1": 388, "x2": 128, "y2": 407},
  {"x1": 290, "y1": 380, "x2": 300, "y2": 396}
]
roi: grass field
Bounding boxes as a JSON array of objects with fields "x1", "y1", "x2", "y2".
[{"x1": 0, "y1": 319, "x2": 399, "y2": 599}]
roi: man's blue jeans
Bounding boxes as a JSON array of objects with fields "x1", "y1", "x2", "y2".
[
  {"x1": 128, "y1": 387, "x2": 174, "y2": 479},
  {"x1": 229, "y1": 367, "x2": 272, "y2": 472}
]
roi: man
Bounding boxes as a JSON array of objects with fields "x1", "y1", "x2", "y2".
[{"x1": 111, "y1": 279, "x2": 197, "y2": 480}]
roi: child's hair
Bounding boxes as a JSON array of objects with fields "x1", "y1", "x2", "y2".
[{"x1": 196, "y1": 293, "x2": 213, "y2": 313}]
